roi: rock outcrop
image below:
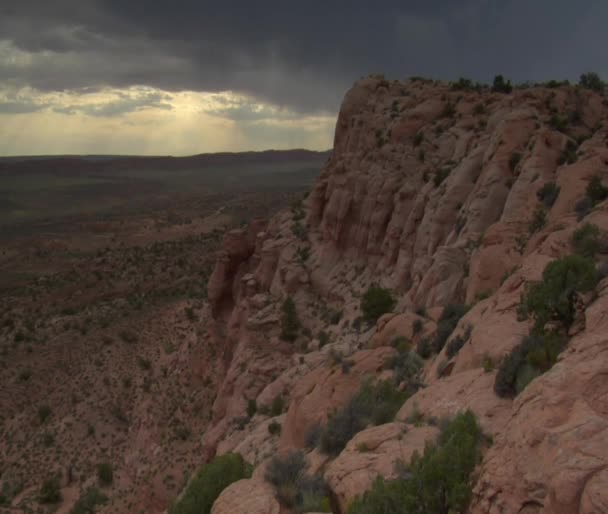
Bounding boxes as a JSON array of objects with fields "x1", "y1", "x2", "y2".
[{"x1": 198, "y1": 76, "x2": 608, "y2": 514}]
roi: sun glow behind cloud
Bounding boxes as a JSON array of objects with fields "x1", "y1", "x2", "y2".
[
  {"x1": 0, "y1": 37, "x2": 335, "y2": 156},
  {"x1": 0, "y1": 85, "x2": 335, "y2": 156}
]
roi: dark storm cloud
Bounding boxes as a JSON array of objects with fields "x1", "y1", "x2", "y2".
[{"x1": 1, "y1": 1, "x2": 607, "y2": 113}]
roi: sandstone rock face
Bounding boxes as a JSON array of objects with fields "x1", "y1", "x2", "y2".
[
  {"x1": 210, "y1": 479, "x2": 279, "y2": 514},
  {"x1": 325, "y1": 423, "x2": 439, "y2": 512},
  {"x1": 397, "y1": 369, "x2": 511, "y2": 436},
  {"x1": 198, "y1": 77, "x2": 608, "y2": 514},
  {"x1": 280, "y1": 347, "x2": 396, "y2": 449},
  {"x1": 471, "y1": 292, "x2": 608, "y2": 514}
]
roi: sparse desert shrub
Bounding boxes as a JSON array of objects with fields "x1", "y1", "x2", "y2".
[
  {"x1": 268, "y1": 421, "x2": 282, "y2": 436},
  {"x1": 521, "y1": 254, "x2": 598, "y2": 330},
  {"x1": 389, "y1": 351, "x2": 423, "y2": 393},
  {"x1": 69, "y1": 487, "x2": 108, "y2": 514},
  {"x1": 280, "y1": 297, "x2": 300, "y2": 342},
  {"x1": 528, "y1": 206, "x2": 547, "y2": 234},
  {"x1": 494, "y1": 332, "x2": 567, "y2": 398},
  {"x1": 412, "y1": 131, "x2": 424, "y2": 147},
  {"x1": 575, "y1": 196, "x2": 593, "y2": 221},
  {"x1": 536, "y1": 182, "x2": 560, "y2": 208},
  {"x1": 184, "y1": 307, "x2": 196, "y2": 321},
  {"x1": 97, "y1": 462, "x2": 113, "y2": 486},
  {"x1": 39, "y1": 476, "x2": 62, "y2": 504},
  {"x1": 450, "y1": 77, "x2": 482, "y2": 91},
  {"x1": 270, "y1": 394, "x2": 285, "y2": 417},
  {"x1": 446, "y1": 325, "x2": 472, "y2": 359},
  {"x1": 38, "y1": 404, "x2": 52, "y2": 424},
  {"x1": 347, "y1": 411, "x2": 482, "y2": 514},
  {"x1": 292, "y1": 221, "x2": 308, "y2": 241},
  {"x1": 246, "y1": 399, "x2": 257, "y2": 418},
  {"x1": 549, "y1": 113, "x2": 568, "y2": 132},
  {"x1": 136, "y1": 356, "x2": 151, "y2": 371},
  {"x1": 296, "y1": 246, "x2": 310, "y2": 263},
  {"x1": 509, "y1": 152, "x2": 522, "y2": 171},
  {"x1": 318, "y1": 330, "x2": 330, "y2": 347},
  {"x1": 174, "y1": 423, "x2": 191, "y2": 440},
  {"x1": 572, "y1": 223, "x2": 601, "y2": 258},
  {"x1": 118, "y1": 329, "x2": 137, "y2": 344},
  {"x1": 433, "y1": 167, "x2": 451, "y2": 187},
  {"x1": 361, "y1": 285, "x2": 395, "y2": 323},
  {"x1": 558, "y1": 140, "x2": 578, "y2": 165},
  {"x1": 586, "y1": 175, "x2": 608, "y2": 206},
  {"x1": 482, "y1": 354, "x2": 495, "y2": 372},
  {"x1": 169, "y1": 453, "x2": 252, "y2": 514},
  {"x1": 492, "y1": 74, "x2": 513, "y2": 94},
  {"x1": 412, "y1": 318, "x2": 423, "y2": 335},
  {"x1": 432, "y1": 304, "x2": 468, "y2": 354},
  {"x1": 319, "y1": 379, "x2": 406, "y2": 456},
  {"x1": 305, "y1": 424, "x2": 323, "y2": 449},
  {"x1": 579, "y1": 72, "x2": 604, "y2": 92},
  {"x1": 416, "y1": 338, "x2": 432, "y2": 359},
  {"x1": 265, "y1": 452, "x2": 330, "y2": 511}
]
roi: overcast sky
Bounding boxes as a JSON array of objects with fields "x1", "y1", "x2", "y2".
[{"x1": 1, "y1": 1, "x2": 606, "y2": 156}]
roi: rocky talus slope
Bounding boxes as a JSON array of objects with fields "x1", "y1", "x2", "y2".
[{"x1": 199, "y1": 77, "x2": 608, "y2": 514}]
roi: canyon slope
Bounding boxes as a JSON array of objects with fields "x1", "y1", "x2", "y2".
[{"x1": 201, "y1": 76, "x2": 608, "y2": 514}]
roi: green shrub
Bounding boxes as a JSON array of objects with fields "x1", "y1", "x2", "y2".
[
  {"x1": 572, "y1": 223, "x2": 601, "y2": 258},
  {"x1": 587, "y1": 175, "x2": 608, "y2": 206},
  {"x1": 292, "y1": 221, "x2": 308, "y2": 241},
  {"x1": 268, "y1": 421, "x2": 282, "y2": 436},
  {"x1": 319, "y1": 379, "x2": 407, "y2": 456},
  {"x1": 432, "y1": 304, "x2": 468, "y2": 354},
  {"x1": 265, "y1": 452, "x2": 330, "y2": 512},
  {"x1": 482, "y1": 355, "x2": 495, "y2": 372},
  {"x1": 246, "y1": 399, "x2": 257, "y2": 418},
  {"x1": 386, "y1": 351, "x2": 423, "y2": 388},
  {"x1": 97, "y1": 462, "x2": 113, "y2": 486},
  {"x1": 416, "y1": 338, "x2": 432, "y2": 359},
  {"x1": 38, "y1": 404, "x2": 52, "y2": 424},
  {"x1": 575, "y1": 196, "x2": 593, "y2": 220},
  {"x1": 446, "y1": 325, "x2": 472, "y2": 359},
  {"x1": 348, "y1": 411, "x2": 482, "y2": 514},
  {"x1": 412, "y1": 131, "x2": 424, "y2": 147},
  {"x1": 361, "y1": 286, "x2": 395, "y2": 323},
  {"x1": 433, "y1": 167, "x2": 451, "y2": 187},
  {"x1": 522, "y1": 254, "x2": 598, "y2": 330},
  {"x1": 579, "y1": 72, "x2": 604, "y2": 92},
  {"x1": 413, "y1": 318, "x2": 423, "y2": 335},
  {"x1": 528, "y1": 206, "x2": 547, "y2": 234},
  {"x1": 494, "y1": 332, "x2": 567, "y2": 398},
  {"x1": 549, "y1": 113, "x2": 568, "y2": 132},
  {"x1": 318, "y1": 330, "x2": 330, "y2": 347},
  {"x1": 39, "y1": 476, "x2": 62, "y2": 504},
  {"x1": 271, "y1": 394, "x2": 285, "y2": 416},
  {"x1": 492, "y1": 75, "x2": 512, "y2": 94},
  {"x1": 280, "y1": 297, "x2": 300, "y2": 342},
  {"x1": 509, "y1": 152, "x2": 521, "y2": 171},
  {"x1": 558, "y1": 140, "x2": 578, "y2": 165},
  {"x1": 536, "y1": 182, "x2": 560, "y2": 208},
  {"x1": 70, "y1": 487, "x2": 108, "y2": 514},
  {"x1": 169, "y1": 453, "x2": 252, "y2": 514}
]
